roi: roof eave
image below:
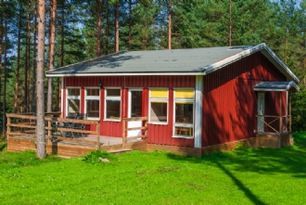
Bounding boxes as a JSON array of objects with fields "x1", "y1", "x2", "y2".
[{"x1": 45, "y1": 71, "x2": 205, "y2": 77}]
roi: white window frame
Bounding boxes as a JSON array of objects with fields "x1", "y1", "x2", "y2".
[
  {"x1": 104, "y1": 87, "x2": 121, "y2": 122},
  {"x1": 84, "y1": 87, "x2": 101, "y2": 120},
  {"x1": 148, "y1": 88, "x2": 169, "y2": 125},
  {"x1": 172, "y1": 88, "x2": 195, "y2": 139},
  {"x1": 65, "y1": 87, "x2": 81, "y2": 117}
]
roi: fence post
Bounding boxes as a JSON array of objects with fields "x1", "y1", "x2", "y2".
[
  {"x1": 96, "y1": 122, "x2": 101, "y2": 150},
  {"x1": 122, "y1": 118, "x2": 127, "y2": 146},
  {"x1": 288, "y1": 94, "x2": 292, "y2": 133},
  {"x1": 143, "y1": 118, "x2": 148, "y2": 140},
  {"x1": 47, "y1": 118, "x2": 52, "y2": 140},
  {"x1": 6, "y1": 114, "x2": 11, "y2": 139},
  {"x1": 279, "y1": 93, "x2": 283, "y2": 134}
]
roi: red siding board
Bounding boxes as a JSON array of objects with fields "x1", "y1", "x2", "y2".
[
  {"x1": 65, "y1": 76, "x2": 195, "y2": 146},
  {"x1": 202, "y1": 53, "x2": 287, "y2": 147},
  {"x1": 63, "y1": 52, "x2": 288, "y2": 148}
]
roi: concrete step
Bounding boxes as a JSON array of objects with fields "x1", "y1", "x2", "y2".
[{"x1": 108, "y1": 148, "x2": 132, "y2": 154}]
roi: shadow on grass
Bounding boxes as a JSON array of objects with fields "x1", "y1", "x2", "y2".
[
  {"x1": 0, "y1": 151, "x2": 61, "y2": 170},
  {"x1": 166, "y1": 132, "x2": 306, "y2": 205},
  {"x1": 215, "y1": 161, "x2": 266, "y2": 205},
  {"x1": 0, "y1": 141, "x2": 6, "y2": 152},
  {"x1": 166, "y1": 152, "x2": 267, "y2": 205},
  {"x1": 215, "y1": 132, "x2": 306, "y2": 176},
  {"x1": 168, "y1": 132, "x2": 306, "y2": 176}
]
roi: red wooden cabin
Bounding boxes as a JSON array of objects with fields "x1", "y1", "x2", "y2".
[{"x1": 46, "y1": 43, "x2": 299, "y2": 154}]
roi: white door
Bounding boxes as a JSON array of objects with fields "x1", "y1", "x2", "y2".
[
  {"x1": 257, "y1": 92, "x2": 265, "y2": 133},
  {"x1": 128, "y1": 89, "x2": 143, "y2": 138}
]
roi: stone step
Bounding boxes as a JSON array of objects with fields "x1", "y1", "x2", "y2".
[{"x1": 108, "y1": 148, "x2": 132, "y2": 154}]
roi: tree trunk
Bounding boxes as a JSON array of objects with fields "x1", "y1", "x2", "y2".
[
  {"x1": 58, "y1": 0, "x2": 65, "y2": 111},
  {"x1": 95, "y1": 0, "x2": 102, "y2": 57},
  {"x1": 36, "y1": 0, "x2": 46, "y2": 159},
  {"x1": 14, "y1": 9, "x2": 22, "y2": 113},
  {"x1": 31, "y1": 7, "x2": 37, "y2": 113},
  {"x1": 2, "y1": 20, "x2": 7, "y2": 136},
  {"x1": 228, "y1": 0, "x2": 232, "y2": 46},
  {"x1": 105, "y1": 0, "x2": 109, "y2": 54},
  {"x1": 114, "y1": 1, "x2": 119, "y2": 53},
  {"x1": 24, "y1": 12, "x2": 31, "y2": 113},
  {"x1": 60, "y1": 0, "x2": 65, "y2": 67},
  {"x1": 47, "y1": 0, "x2": 57, "y2": 113},
  {"x1": 128, "y1": 0, "x2": 132, "y2": 49},
  {"x1": 167, "y1": 0, "x2": 172, "y2": 50},
  {"x1": 0, "y1": 13, "x2": 2, "y2": 125}
]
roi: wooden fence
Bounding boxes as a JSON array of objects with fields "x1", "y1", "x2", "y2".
[
  {"x1": 6, "y1": 113, "x2": 102, "y2": 148},
  {"x1": 257, "y1": 114, "x2": 291, "y2": 135},
  {"x1": 122, "y1": 117, "x2": 148, "y2": 145}
]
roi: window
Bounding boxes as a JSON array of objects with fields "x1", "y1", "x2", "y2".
[
  {"x1": 66, "y1": 88, "x2": 81, "y2": 117},
  {"x1": 105, "y1": 88, "x2": 121, "y2": 121},
  {"x1": 85, "y1": 88, "x2": 100, "y2": 119},
  {"x1": 173, "y1": 89, "x2": 194, "y2": 138},
  {"x1": 130, "y1": 90, "x2": 142, "y2": 118},
  {"x1": 149, "y1": 88, "x2": 168, "y2": 124}
]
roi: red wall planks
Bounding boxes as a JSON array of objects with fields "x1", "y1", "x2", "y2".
[
  {"x1": 202, "y1": 53, "x2": 287, "y2": 146},
  {"x1": 63, "y1": 52, "x2": 289, "y2": 148},
  {"x1": 64, "y1": 76, "x2": 195, "y2": 146}
]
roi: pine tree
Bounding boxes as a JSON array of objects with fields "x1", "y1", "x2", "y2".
[
  {"x1": 36, "y1": 0, "x2": 46, "y2": 159},
  {"x1": 47, "y1": 0, "x2": 57, "y2": 113}
]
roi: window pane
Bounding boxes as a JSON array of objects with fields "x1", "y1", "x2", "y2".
[
  {"x1": 86, "y1": 100, "x2": 99, "y2": 118},
  {"x1": 175, "y1": 126, "x2": 193, "y2": 137},
  {"x1": 150, "y1": 102, "x2": 167, "y2": 122},
  {"x1": 131, "y1": 91, "x2": 142, "y2": 117},
  {"x1": 68, "y1": 88, "x2": 80, "y2": 96},
  {"x1": 106, "y1": 89, "x2": 120, "y2": 97},
  {"x1": 68, "y1": 99, "x2": 80, "y2": 114},
  {"x1": 106, "y1": 100, "x2": 120, "y2": 119},
  {"x1": 175, "y1": 103, "x2": 193, "y2": 124},
  {"x1": 87, "y1": 89, "x2": 99, "y2": 96}
]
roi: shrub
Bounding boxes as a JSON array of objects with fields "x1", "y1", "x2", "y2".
[{"x1": 83, "y1": 150, "x2": 115, "y2": 164}]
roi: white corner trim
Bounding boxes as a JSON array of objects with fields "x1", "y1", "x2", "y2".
[
  {"x1": 60, "y1": 77, "x2": 64, "y2": 118},
  {"x1": 194, "y1": 76, "x2": 203, "y2": 148}
]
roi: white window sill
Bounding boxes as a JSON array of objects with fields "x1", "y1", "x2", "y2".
[
  {"x1": 172, "y1": 135, "x2": 194, "y2": 139},
  {"x1": 86, "y1": 118, "x2": 100, "y2": 121},
  {"x1": 148, "y1": 122, "x2": 168, "y2": 125},
  {"x1": 103, "y1": 119, "x2": 121, "y2": 122}
]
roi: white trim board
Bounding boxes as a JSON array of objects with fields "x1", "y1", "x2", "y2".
[
  {"x1": 194, "y1": 76, "x2": 203, "y2": 148},
  {"x1": 46, "y1": 72, "x2": 204, "y2": 77}
]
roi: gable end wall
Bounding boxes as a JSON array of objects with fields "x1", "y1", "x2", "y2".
[{"x1": 202, "y1": 52, "x2": 287, "y2": 147}]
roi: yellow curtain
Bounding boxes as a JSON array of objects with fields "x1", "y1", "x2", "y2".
[
  {"x1": 150, "y1": 89, "x2": 169, "y2": 98},
  {"x1": 175, "y1": 89, "x2": 194, "y2": 99}
]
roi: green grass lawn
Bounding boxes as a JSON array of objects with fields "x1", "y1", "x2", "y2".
[{"x1": 1, "y1": 133, "x2": 306, "y2": 205}]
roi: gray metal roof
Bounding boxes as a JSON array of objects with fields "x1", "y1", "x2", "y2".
[
  {"x1": 46, "y1": 43, "x2": 299, "y2": 83},
  {"x1": 47, "y1": 46, "x2": 247, "y2": 74},
  {"x1": 254, "y1": 81, "x2": 299, "y2": 91}
]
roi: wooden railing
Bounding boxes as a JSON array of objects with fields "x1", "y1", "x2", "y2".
[
  {"x1": 257, "y1": 115, "x2": 291, "y2": 135},
  {"x1": 122, "y1": 117, "x2": 148, "y2": 145},
  {"x1": 6, "y1": 113, "x2": 102, "y2": 148}
]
